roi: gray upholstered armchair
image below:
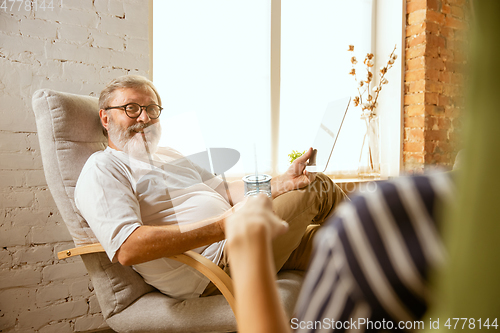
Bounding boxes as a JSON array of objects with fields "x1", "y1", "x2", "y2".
[{"x1": 31, "y1": 89, "x2": 303, "y2": 333}]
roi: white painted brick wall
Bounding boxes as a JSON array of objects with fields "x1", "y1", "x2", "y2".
[
  {"x1": 69, "y1": 278, "x2": 93, "y2": 299},
  {"x1": 0, "y1": 266, "x2": 42, "y2": 289},
  {"x1": 39, "y1": 321, "x2": 73, "y2": 333},
  {"x1": 0, "y1": 170, "x2": 25, "y2": 187},
  {"x1": 91, "y1": 30, "x2": 125, "y2": 51},
  {"x1": 0, "y1": 0, "x2": 150, "y2": 331},
  {"x1": 0, "y1": 191, "x2": 35, "y2": 209},
  {"x1": 20, "y1": 17, "x2": 58, "y2": 39},
  {"x1": 13, "y1": 244, "x2": 54, "y2": 265},
  {"x1": 0, "y1": 248, "x2": 14, "y2": 269},
  {"x1": 0, "y1": 224, "x2": 31, "y2": 246},
  {"x1": 58, "y1": 25, "x2": 92, "y2": 45}
]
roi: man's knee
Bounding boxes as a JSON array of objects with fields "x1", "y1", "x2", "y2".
[
  {"x1": 272, "y1": 173, "x2": 344, "y2": 223},
  {"x1": 313, "y1": 173, "x2": 335, "y2": 197}
]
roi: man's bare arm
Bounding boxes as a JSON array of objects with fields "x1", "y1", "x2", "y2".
[{"x1": 116, "y1": 209, "x2": 231, "y2": 266}]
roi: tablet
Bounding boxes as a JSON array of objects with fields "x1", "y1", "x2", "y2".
[{"x1": 305, "y1": 97, "x2": 351, "y2": 173}]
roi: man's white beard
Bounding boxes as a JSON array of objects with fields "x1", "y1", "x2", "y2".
[{"x1": 107, "y1": 119, "x2": 162, "y2": 159}]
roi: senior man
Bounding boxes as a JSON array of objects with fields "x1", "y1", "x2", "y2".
[{"x1": 75, "y1": 75, "x2": 347, "y2": 299}]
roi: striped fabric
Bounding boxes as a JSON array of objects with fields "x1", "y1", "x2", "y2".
[{"x1": 292, "y1": 173, "x2": 455, "y2": 333}]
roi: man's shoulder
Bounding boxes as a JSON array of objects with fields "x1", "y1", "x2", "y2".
[
  {"x1": 78, "y1": 148, "x2": 130, "y2": 182},
  {"x1": 82, "y1": 148, "x2": 117, "y2": 169}
]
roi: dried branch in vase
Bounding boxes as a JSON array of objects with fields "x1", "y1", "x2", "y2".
[{"x1": 348, "y1": 44, "x2": 397, "y2": 119}]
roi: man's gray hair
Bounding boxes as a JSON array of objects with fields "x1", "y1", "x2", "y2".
[
  {"x1": 99, "y1": 75, "x2": 162, "y2": 110},
  {"x1": 99, "y1": 75, "x2": 162, "y2": 137}
]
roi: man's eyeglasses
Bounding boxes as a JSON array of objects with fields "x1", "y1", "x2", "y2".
[{"x1": 105, "y1": 103, "x2": 163, "y2": 119}]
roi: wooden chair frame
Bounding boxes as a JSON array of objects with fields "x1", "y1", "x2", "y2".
[{"x1": 58, "y1": 244, "x2": 236, "y2": 314}]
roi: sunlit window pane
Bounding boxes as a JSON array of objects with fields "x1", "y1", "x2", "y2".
[
  {"x1": 153, "y1": 0, "x2": 271, "y2": 176},
  {"x1": 280, "y1": 0, "x2": 373, "y2": 175}
]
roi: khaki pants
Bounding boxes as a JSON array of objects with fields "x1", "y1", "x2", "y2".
[{"x1": 202, "y1": 173, "x2": 347, "y2": 296}]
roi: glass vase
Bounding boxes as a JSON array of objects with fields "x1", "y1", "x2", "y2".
[{"x1": 358, "y1": 114, "x2": 381, "y2": 179}]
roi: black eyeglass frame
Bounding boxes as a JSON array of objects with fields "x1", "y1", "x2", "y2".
[{"x1": 104, "y1": 103, "x2": 163, "y2": 119}]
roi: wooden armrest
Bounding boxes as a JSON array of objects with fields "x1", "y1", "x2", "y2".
[
  {"x1": 57, "y1": 243, "x2": 105, "y2": 259},
  {"x1": 57, "y1": 243, "x2": 235, "y2": 313}
]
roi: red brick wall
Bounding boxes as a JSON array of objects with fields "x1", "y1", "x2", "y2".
[{"x1": 404, "y1": 0, "x2": 470, "y2": 172}]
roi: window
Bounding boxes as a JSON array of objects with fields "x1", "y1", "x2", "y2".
[{"x1": 153, "y1": 0, "x2": 403, "y2": 178}]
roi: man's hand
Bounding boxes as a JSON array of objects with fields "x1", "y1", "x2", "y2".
[
  {"x1": 272, "y1": 147, "x2": 317, "y2": 198},
  {"x1": 225, "y1": 194, "x2": 289, "y2": 246}
]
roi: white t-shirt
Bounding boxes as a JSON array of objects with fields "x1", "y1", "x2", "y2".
[{"x1": 75, "y1": 146, "x2": 230, "y2": 299}]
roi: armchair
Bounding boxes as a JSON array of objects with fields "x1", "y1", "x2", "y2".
[{"x1": 31, "y1": 89, "x2": 303, "y2": 332}]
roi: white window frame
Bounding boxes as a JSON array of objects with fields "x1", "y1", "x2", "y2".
[
  {"x1": 149, "y1": 0, "x2": 405, "y2": 178},
  {"x1": 372, "y1": 0, "x2": 405, "y2": 178}
]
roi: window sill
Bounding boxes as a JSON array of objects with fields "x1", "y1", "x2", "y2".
[{"x1": 328, "y1": 176, "x2": 387, "y2": 197}]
